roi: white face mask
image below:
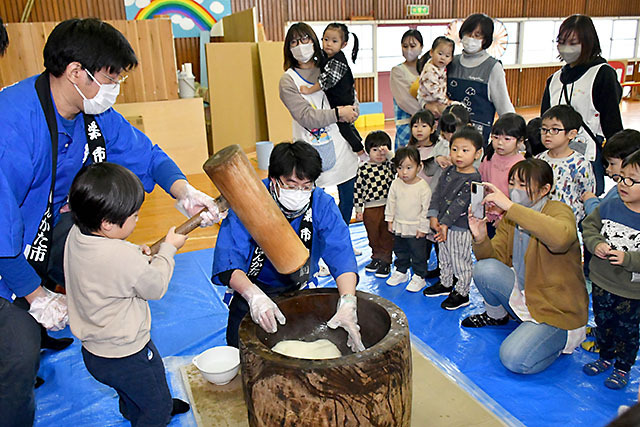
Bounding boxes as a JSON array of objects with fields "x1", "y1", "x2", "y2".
[
  {"x1": 509, "y1": 188, "x2": 534, "y2": 208},
  {"x1": 277, "y1": 186, "x2": 312, "y2": 212},
  {"x1": 291, "y1": 43, "x2": 315, "y2": 64},
  {"x1": 403, "y1": 49, "x2": 421, "y2": 62},
  {"x1": 74, "y1": 69, "x2": 120, "y2": 115},
  {"x1": 462, "y1": 36, "x2": 483, "y2": 54},
  {"x1": 557, "y1": 44, "x2": 582, "y2": 64}
]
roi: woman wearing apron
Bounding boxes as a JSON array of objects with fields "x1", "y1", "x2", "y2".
[
  {"x1": 278, "y1": 22, "x2": 360, "y2": 226},
  {"x1": 390, "y1": 29, "x2": 423, "y2": 150},
  {"x1": 541, "y1": 14, "x2": 622, "y2": 196},
  {"x1": 446, "y1": 13, "x2": 514, "y2": 148}
]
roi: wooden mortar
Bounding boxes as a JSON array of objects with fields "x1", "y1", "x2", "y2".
[{"x1": 238, "y1": 288, "x2": 412, "y2": 426}]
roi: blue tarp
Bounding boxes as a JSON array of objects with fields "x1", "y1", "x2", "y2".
[{"x1": 34, "y1": 223, "x2": 637, "y2": 426}]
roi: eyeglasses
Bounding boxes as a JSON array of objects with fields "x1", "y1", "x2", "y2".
[
  {"x1": 539, "y1": 127, "x2": 567, "y2": 135},
  {"x1": 611, "y1": 174, "x2": 640, "y2": 187},
  {"x1": 278, "y1": 179, "x2": 314, "y2": 192},
  {"x1": 86, "y1": 69, "x2": 127, "y2": 85},
  {"x1": 100, "y1": 71, "x2": 128, "y2": 85},
  {"x1": 490, "y1": 134, "x2": 517, "y2": 143},
  {"x1": 289, "y1": 34, "x2": 311, "y2": 47}
]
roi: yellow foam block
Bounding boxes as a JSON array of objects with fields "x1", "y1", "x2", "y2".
[
  {"x1": 365, "y1": 113, "x2": 385, "y2": 127},
  {"x1": 354, "y1": 115, "x2": 367, "y2": 129}
]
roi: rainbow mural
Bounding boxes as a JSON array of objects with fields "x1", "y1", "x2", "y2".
[
  {"x1": 135, "y1": 0, "x2": 216, "y2": 31},
  {"x1": 126, "y1": 0, "x2": 230, "y2": 38}
]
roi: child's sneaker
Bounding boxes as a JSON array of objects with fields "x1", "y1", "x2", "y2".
[
  {"x1": 405, "y1": 275, "x2": 426, "y2": 292},
  {"x1": 422, "y1": 281, "x2": 450, "y2": 297},
  {"x1": 583, "y1": 358, "x2": 612, "y2": 376},
  {"x1": 441, "y1": 290, "x2": 470, "y2": 310},
  {"x1": 605, "y1": 368, "x2": 629, "y2": 390},
  {"x1": 374, "y1": 261, "x2": 391, "y2": 278},
  {"x1": 387, "y1": 270, "x2": 409, "y2": 286},
  {"x1": 364, "y1": 259, "x2": 381, "y2": 273}
]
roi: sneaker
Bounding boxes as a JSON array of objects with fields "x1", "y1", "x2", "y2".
[
  {"x1": 583, "y1": 358, "x2": 613, "y2": 376},
  {"x1": 374, "y1": 262, "x2": 391, "y2": 278},
  {"x1": 425, "y1": 268, "x2": 440, "y2": 279},
  {"x1": 441, "y1": 290, "x2": 470, "y2": 310},
  {"x1": 405, "y1": 275, "x2": 426, "y2": 292},
  {"x1": 364, "y1": 259, "x2": 381, "y2": 273},
  {"x1": 386, "y1": 270, "x2": 409, "y2": 286},
  {"x1": 461, "y1": 312, "x2": 510, "y2": 328},
  {"x1": 605, "y1": 368, "x2": 630, "y2": 390},
  {"x1": 422, "y1": 281, "x2": 451, "y2": 297}
]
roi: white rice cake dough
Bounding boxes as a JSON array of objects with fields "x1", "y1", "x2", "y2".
[{"x1": 271, "y1": 338, "x2": 342, "y2": 359}]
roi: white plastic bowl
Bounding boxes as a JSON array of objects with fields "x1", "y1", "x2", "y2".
[{"x1": 192, "y1": 346, "x2": 240, "y2": 385}]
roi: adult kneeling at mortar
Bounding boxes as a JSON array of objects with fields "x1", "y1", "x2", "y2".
[{"x1": 212, "y1": 141, "x2": 365, "y2": 352}]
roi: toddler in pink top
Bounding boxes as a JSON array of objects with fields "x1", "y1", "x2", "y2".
[{"x1": 479, "y1": 113, "x2": 530, "y2": 224}]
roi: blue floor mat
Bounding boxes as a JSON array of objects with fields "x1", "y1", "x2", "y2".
[{"x1": 34, "y1": 223, "x2": 636, "y2": 426}]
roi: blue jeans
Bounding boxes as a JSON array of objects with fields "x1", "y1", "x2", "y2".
[
  {"x1": 474, "y1": 258, "x2": 568, "y2": 374},
  {"x1": 337, "y1": 176, "x2": 356, "y2": 225}
]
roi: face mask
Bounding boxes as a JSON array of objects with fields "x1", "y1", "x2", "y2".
[
  {"x1": 277, "y1": 186, "x2": 312, "y2": 212},
  {"x1": 74, "y1": 70, "x2": 120, "y2": 115},
  {"x1": 403, "y1": 48, "x2": 421, "y2": 62},
  {"x1": 557, "y1": 44, "x2": 582, "y2": 64},
  {"x1": 462, "y1": 36, "x2": 483, "y2": 54},
  {"x1": 509, "y1": 188, "x2": 534, "y2": 208},
  {"x1": 291, "y1": 43, "x2": 315, "y2": 64}
]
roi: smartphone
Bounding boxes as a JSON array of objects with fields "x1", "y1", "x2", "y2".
[{"x1": 470, "y1": 182, "x2": 485, "y2": 219}]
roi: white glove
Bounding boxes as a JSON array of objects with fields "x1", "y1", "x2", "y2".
[
  {"x1": 241, "y1": 285, "x2": 286, "y2": 333},
  {"x1": 28, "y1": 287, "x2": 68, "y2": 331},
  {"x1": 327, "y1": 294, "x2": 365, "y2": 352},
  {"x1": 175, "y1": 183, "x2": 223, "y2": 227}
]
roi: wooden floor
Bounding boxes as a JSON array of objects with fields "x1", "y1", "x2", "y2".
[{"x1": 129, "y1": 100, "x2": 640, "y2": 253}]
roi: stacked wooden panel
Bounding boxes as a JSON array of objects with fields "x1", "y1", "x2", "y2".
[{"x1": 0, "y1": 19, "x2": 178, "y2": 104}]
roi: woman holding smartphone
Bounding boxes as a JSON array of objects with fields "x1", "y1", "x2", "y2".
[{"x1": 463, "y1": 158, "x2": 588, "y2": 374}]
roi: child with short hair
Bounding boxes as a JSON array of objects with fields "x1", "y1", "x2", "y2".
[
  {"x1": 535, "y1": 104, "x2": 595, "y2": 225},
  {"x1": 526, "y1": 117, "x2": 545, "y2": 157},
  {"x1": 300, "y1": 22, "x2": 363, "y2": 153},
  {"x1": 433, "y1": 105, "x2": 477, "y2": 171},
  {"x1": 354, "y1": 130, "x2": 396, "y2": 278},
  {"x1": 580, "y1": 129, "x2": 640, "y2": 354},
  {"x1": 583, "y1": 130, "x2": 640, "y2": 216},
  {"x1": 64, "y1": 163, "x2": 190, "y2": 425},
  {"x1": 423, "y1": 127, "x2": 483, "y2": 310},
  {"x1": 582, "y1": 150, "x2": 640, "y2": 389},
  {"x1": 417, "y1": 36, "x2": 456, "y2": 116},
  {"x1": 385, "y1": 147, "x2": 432, "y2": 292}
]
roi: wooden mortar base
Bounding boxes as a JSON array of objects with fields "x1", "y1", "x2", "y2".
[{"x1": 181, "y1": 346, "x2": 507, "y2": 426}]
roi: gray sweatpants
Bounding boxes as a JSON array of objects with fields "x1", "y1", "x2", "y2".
[{"x1": 438, "y1": 229, "x2": 473, "y2": 296}]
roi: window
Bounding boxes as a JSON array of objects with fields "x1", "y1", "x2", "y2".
[
  {"x1": 609, "y1": 19, "x2": 638, "y2": 60},
  {"x1": 501, "y1": 22, "x2": 519, "y2": 65},
  {"x1": 593, "y1": 19, "x2": 614, "y2": 59},
  {"x1": 521, "y1": 20, "x2": 563, "y2": 64},
  {"x1": 376, "y1": 26, "x2": 418, "y2": 72}
]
